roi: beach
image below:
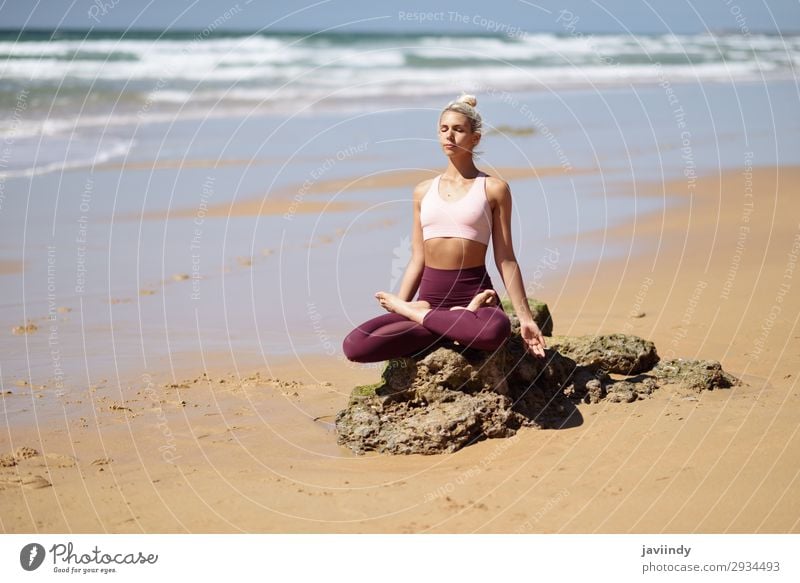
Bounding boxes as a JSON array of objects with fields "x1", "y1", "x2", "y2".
[
  {"x1": 2, "y1": 159, "x2": 798, "y2": 532},
  {"x1": 1, "y1": 30, "x2": 799, "y2": 533}
]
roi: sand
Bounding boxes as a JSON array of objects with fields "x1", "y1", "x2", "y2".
[
  {"x1": 1, "y1": 165, "x2": 798, "y2": 533},
  {"x1": 0, "y1": 260, "x2": 23, "y2": 275},
  {"x1": 124, "y1": 165, "x2": 583, "y2": 222}
]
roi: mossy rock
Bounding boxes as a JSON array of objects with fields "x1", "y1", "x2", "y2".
[
  {"x1": 651, "y1": 358, "x2": 739, "y2": 392},
  {"x1": 501, "y1": 297, "x2": 553, "y2": 336},
  {"x1": 547, "y1": 333, "x2": 659, "y2": 375},
  {"x1": 337, "y1": 330, "x2": 740, "y2": 455},
  {"x1": 349, "y1": 381, "x2": 384, "y2": 406},
  {"x1": 347, "y1": 358, "x2": 417, "y2": 406}
]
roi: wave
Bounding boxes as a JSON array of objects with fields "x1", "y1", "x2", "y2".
[
  {"x1": 0, "y1": 138, "x2": 133, "y2": 179},
  {"x1": 0, "y1": 29, "x2": 797, "y2": 138}
]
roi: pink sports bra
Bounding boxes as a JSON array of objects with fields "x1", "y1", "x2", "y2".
[{"x1": 420, "y1": 172, "x2": 492, "y2": 245}]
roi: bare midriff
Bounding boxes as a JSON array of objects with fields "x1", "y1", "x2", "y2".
[{"x1": 424, "y1": 238, "x2": 487, "y2": 269}]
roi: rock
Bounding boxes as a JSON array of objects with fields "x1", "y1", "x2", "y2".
[
  {"x1": 547, "y1": 333, "x2": 659, "y2": 374},
  {"x1": 651, "y1": 359, "x2": 739, "y2": 392},
  {"x1": 585, "y1": 379, "x2": 606, "y2": 404},
  {"x1": 336, "y1": 336, "x2": 577, "y2": 455},
  {"x1": 607, "y1": 377, "x2": 659, "y2": 401},
  {"x1": 336, "y1": 327, "x2": 738, "y2": 455},
  {"x1": 502, "y1": 298, "x2": 553, "y2": 337},
  {"x1": 605, "y1": 381, "x2": 639, "y2": 403},
  {"x1": 606, "y1": 388, "x2": 637, "y2": 403},
  {"x1": 561, "y1": 368, "x2": 608, "y2": 403}
]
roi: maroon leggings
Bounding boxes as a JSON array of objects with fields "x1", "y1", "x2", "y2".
[{"x1": 342, "y1": 265, "x2": 511, "y2": 363}]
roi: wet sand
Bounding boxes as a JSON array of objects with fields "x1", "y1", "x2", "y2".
[
  {"x1": 1, "y1": 165, "x2": 798, "y2": 533},
  {"x1": 0, "y1": 260, "x2": 23, "y2": 275},
  {"x1": 123, "y1": 164, "x2": 582, "y2": 222}
]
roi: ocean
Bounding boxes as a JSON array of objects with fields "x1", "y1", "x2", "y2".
[{"x1": 1, "y1": 29, "x2": 798, "y2": 177}]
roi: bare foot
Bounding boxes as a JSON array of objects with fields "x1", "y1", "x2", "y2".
[
  {"x1": 375, "y1": 292, "x2": 429, "y2": 313},
  {"x1": 375, "y1": 292, "x2": 431, "y2": 323},
  {"x1": 450, "y1": 289, "x2": 497, "y2": 312},
  {"x1": 469, "y1": 289, "x2": 497, "y2": 310}
]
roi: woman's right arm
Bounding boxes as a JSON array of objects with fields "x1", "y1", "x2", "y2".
[{"x1": 395, "y1": 181, "x2": 427, "y2": 301}]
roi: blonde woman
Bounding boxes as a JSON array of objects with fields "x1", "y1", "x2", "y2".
[{"x1": 343, "y1": 94, "x2": 546, "y2": 362}]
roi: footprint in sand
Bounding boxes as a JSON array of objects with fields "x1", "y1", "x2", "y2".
[
  {"x1": 0, "y1": 475, "x2": 52, "y2": 490},
  {"x1": 195, "y1": 425, "x2": 255, "y2": 443},
  {"x1": 43, "y1": 453, "x2": 78, "y2": 468},
  {"x1": 0, "y1": 447, "x2": 75, "y2": 489}
]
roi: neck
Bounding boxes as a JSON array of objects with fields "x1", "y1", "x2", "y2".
[{"x1": 443, "y1": 156, "x2": 480, "y2": 179}]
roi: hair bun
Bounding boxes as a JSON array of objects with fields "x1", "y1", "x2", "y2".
[{"x1": 456, "y1": 94, "x2": 477, "y2": 108}]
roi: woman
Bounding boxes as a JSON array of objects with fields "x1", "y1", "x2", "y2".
[{"x1": 342, "y1": 94, "x2": 546, "y2": 362}]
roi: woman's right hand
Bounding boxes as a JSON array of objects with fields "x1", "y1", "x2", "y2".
[{"x1": 520, "y1": 319, "x2": 546, "y2": 358}]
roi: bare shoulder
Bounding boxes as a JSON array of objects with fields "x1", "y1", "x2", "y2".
[
  {"x1": 483, "y1": 175, "x2": 511, "y2": 204},
  {"x1": 413, "y1": 176, "x2": 434, "y2": 203}
]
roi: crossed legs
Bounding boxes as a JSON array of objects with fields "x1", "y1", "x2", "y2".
[{"x1": 342, "y1": 290, "x2": 511, "y2": 363}]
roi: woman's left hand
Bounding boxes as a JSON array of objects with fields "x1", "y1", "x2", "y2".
[{"x1": 520, "y1": 320, "x2": 546, "y2": 358}]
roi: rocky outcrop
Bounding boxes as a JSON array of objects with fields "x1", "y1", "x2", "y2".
[
  {"x1": 503, "y1": 298, "x2": 554, "y2": 337},
  {"x1": 336, "y1": 339, "x2": 576, "y2": 455},
  {"x1": 651, "y1": 358, "x2": 739, "y2": 392},
  {"x1": 547, "y1": 334, "x2": 659, "y2": 374},
  {"x1": 335, "y1": 301, "x2": 740, "y2": 455}
]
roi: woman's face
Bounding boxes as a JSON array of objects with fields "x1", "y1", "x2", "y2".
[{"x1": 438, "y1": 110, "x2": 480, "y2": 156}]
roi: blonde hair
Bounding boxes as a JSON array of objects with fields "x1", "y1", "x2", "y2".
[{"x1": 440, "y1": 93, "x2": 482, "y2": 135}]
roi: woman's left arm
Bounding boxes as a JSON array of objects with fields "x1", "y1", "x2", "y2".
[{"x1": 489, "y1": 178, "x2": 546, "y2": 358}]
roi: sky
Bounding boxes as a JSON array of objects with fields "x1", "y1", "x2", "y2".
[{"x1": 0, "y1": 0, "x2": 798, "y2": 35}]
